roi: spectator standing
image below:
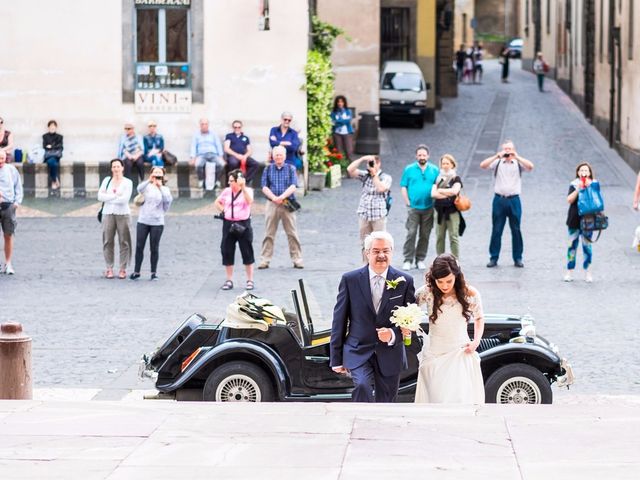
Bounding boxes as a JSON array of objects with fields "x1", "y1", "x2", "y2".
[
  {"x1": 0, "y1": 117, "x2": 14, "y2": 162},
  {"x1": 499, "y1": 45, "x2": 511, "y2": 83},
  {"x1": 400, "y1": 144, "x2": 440, "y2": 271},
  {"x1": 268, "y1": 112, "x2": 301, "y2": 169},
  {"x1": 214, "y1": 169, "x2": 255, "y2": 290},
  {"x1": 472, "y1": 41, "x2": 484, "y2": 84},
  {"x1": 331, "y1": 96, "x2": 354, "y2": 161},
  {"x1": 189, "y1": 118, "x2": 225, "y2": 189},
  {"x1": 42, "y1": 120, "x2": 63, "y2": 190},
  {"x1": 564, "y1": 163, "x2": 598, "y2": 283},
  {"x1": 455, "y1": 44, "x2": 466, "y2": 83},
  {"x1": 143, "y1": 121, "x2": 165, "y2": 167},
  {"x1": 98, "y1": 159, "x2": 133, "y2": 279},
  {"x1": 462, "y1": 53, "x2": 474, "y2": 84},
  {"x1": 117, "y1": 123, "x2": 145, "y2": 181},
  {"x1": 480, "y1": 140, "x2": 534, "y2": 268},
  {"x1": 346, "y1": 154, "x2": 392, "y2": 259},
  {"x1": 432, "y1": 154, "x2": 462, "y2": 258},
  {"x1": 0, "y1": 150, "x2": 23, "y2": 274},
  {"x1": 259, "y1": 145, "x2": 303, "y2": 269},
  {"x1": 532, "y1": 52, "x2": 547, "y2": 92},
  {"x1": 223, "y1": 120, "x2": 259, "y2": 182},
  {"x1": 130, "y1": 166, "x2": 172, "y2": 281}
]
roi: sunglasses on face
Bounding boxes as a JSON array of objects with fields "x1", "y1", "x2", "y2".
[
  {"x1": 125, "y1": 127, "x2": 133, "y2": 130},
  {"x1": 283, "y1": 118, "x2": 292, "y2": 122},
  {"x1": 233, "y1": 125, "x2": 242, "y2": 129},
  {"x1": 148, "y1": 124, "x2": 157, "y2": 127}
]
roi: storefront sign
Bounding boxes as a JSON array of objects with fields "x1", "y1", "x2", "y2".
[
  {"x1": 135, "y1": 90, "x2": 192, "y2": 113},
  {"x1": 135, "y1": 0, "x2": 190, "y2": 6}
]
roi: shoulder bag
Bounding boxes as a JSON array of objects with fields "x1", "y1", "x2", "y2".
[
  {"x1": 577, "y1": 181, "x2": 604, "y2": 216},
  {"x1": 97, "y1": 177, "x2": 112, "y2": 223},
  {"x1": 228, "y1": 190, "x2": 248, "y2": 237}
]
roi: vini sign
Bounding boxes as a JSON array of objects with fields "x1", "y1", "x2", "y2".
[{"x1": 134, "y1": 90, "x2": 192, "y2": 113}]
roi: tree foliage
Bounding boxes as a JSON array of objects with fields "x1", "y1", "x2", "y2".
[{"x1": 306, "y1": 16, "x2": 344, "y2": 173}]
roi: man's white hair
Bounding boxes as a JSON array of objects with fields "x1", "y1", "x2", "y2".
[
  {"x1": 272, "y1": 145, "x2": 287, "y2": 156},
  {"x1": 364, "y1": 231, "x2": 394, "y2": 251}
]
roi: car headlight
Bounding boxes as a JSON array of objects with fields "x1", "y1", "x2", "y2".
[
  {"x1": 380, "y1": 100, "x2": 391, "y2": 105},
  {"x1": 414, "y1": 101, "x2": 426, "y2": 106}
]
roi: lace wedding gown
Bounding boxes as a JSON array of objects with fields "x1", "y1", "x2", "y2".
[{"x1": 414, "y1": 286, "x2": 485, "y2": 404}]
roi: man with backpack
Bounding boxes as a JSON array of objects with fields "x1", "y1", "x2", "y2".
[
  {"x1": 480, "y1": 140, "x2": 535, "y2": 268},
  {"x1": 347, "y1": 155, "x2": 392, "y2": 262}
]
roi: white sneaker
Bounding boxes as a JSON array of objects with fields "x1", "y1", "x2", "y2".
[
  {"x1": 402, "y1": 261, "x2": 413, "y2": 271},
  {"x1": 585, "y1": 271, "x2": 593, "y2": 283},
  {"x1": 416, "y1": 261, "x2": 427, "y2": 270},
  {"x1": 5, "y1": 263, "x2": 15, "y2": 275},
  {"x1": 563, "y1": 271, "x2": 573, "y2": 282}
]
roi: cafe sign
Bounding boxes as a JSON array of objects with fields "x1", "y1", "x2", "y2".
[{"x1": 135, "y1": 90, "x2": 192, "y2": 113}]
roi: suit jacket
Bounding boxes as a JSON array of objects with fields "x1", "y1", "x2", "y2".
[{"x1": 330, "y1": 265, "x2": 416, "y2": 377}]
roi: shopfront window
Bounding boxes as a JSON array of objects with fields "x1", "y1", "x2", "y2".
[{"x1": 135, "y1": 0, "x2": 190, "y2": 89}]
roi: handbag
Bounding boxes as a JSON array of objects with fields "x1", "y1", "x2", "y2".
[
  {"x1": 133, "y1": 193, "x2": 145, "y2": 206},
  {"x1": 228, "y1": 190, "x2": 248, "y2": 237},
  {"x1": 97, "y1": 177, "x2": 112, "y2": 223},
  {"x1": 577, "y1": 181, "x2": 604, "y2": 215},
  {"x1": 580, "y1": 212, "x2": 609, "y2": 243},
  {"x1": 454, "y1": 193, "x2": 471, "y2": 212},
  {"x1": 282, "y1": 198, "x2": 301, "y2": 212},
  {"x1": 162, "y1": 150, "x2": 177, "y2": 166},
  {"x1": 44, "y1": 148, "x2": 63, "y2": 159}
]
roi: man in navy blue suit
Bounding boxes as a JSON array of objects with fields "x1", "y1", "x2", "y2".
[{"x1": 330, "y1": 231, "x2": 416, "y2": 402}]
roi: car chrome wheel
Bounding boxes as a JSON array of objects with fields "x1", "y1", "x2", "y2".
[
  {"x1": 496, "y1": 376, "x2": 542, "y2": 404},
  {"x1": 216, "y1": 374, "x2": 261, "y2": 402}
]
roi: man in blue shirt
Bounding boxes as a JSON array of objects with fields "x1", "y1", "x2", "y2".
[
  {"x1": 189, "y1": 118, "x2": 225, "y2": 189},
  {"x1": 259, "y1": 145, "x2": 303, "y2": 269},
  {"x1": 0, "y1": 150, "x2": 23, "y2": 274},
  {"x1": 400, "y1": 144, "x2": 439, "y2": 270},
  {"x1": 268, "y1": 112, "x2": 301, "y2": 169},
  {"x1": 223, "y1": 120, "x2": 259, "y2": 182},
  {"x1": 143, "y1": 121, "x2": 165, "y2": 167}
]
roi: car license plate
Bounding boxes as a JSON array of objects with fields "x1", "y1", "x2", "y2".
[{"x1": 409, "y1": 108, "x2": 421, "y2": 114}]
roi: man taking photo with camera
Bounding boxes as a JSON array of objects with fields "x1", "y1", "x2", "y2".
[
  {"x1": 347, "y1": 155, "x2": 392, "y2": 261},
  {"x1": 480, "y1": 140, "x2": 534, "y2": 268}
]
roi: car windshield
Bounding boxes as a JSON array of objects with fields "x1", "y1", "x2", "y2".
[
  {"x1": 382, "y1": 72, "x2": 423, "y2": 92},
  {"x1": 510, "y1": 39, "x2": 523, "y2": 47}
]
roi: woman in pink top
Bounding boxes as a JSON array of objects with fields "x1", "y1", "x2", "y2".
[{"x1": 214, "y1": 169, "x2": 255, "y2": 290}]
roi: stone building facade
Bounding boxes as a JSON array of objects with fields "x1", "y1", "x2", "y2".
[
  {"x1": 1, "y1": 0, "x2": 308, "y2": 166},
  {"x1": 519, "y1": 0, "x2": 640, "y2": 171}
]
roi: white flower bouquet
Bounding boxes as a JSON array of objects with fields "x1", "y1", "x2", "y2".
[{"x1": 390, "y1": 303, "x2": 425, "y2": 346}]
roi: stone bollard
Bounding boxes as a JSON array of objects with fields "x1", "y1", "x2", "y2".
[{"x1": 0, "y1": 322, "x2": 33, "y2": 400}]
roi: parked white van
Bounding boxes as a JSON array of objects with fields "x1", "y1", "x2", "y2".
[{"x1": 379, "y1": 61, "x2": 428, "y2": 128}]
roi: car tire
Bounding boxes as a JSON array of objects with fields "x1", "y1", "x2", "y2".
[
  {"x1": 203, "y1": 361, "x2": 275, "y2": 402},
  {"x1": 484, "y1": 363, "x2": 552, "y2": 405}
]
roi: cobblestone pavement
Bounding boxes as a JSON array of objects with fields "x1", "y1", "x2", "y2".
[{"x1": 2, "y1": 60, "x2": 639, "y2": 397}]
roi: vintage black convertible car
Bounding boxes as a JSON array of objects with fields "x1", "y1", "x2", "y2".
[{"x1": 142, "y1": 281, "x2": 574, "y2": 404}]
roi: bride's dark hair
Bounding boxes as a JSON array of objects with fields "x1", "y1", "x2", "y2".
[{"x1": 426, "y1": 254, "x2": 471, "y2": 323}]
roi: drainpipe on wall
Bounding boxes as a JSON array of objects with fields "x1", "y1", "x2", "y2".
[
  {"x1": 607, "y1": 1, "x2": 615, "y2": 147},
  {"x1": 615, "y1": 26, "x2": 622, "y2": 144}
]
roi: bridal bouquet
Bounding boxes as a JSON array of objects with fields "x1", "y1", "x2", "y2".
[{"x1": 390, "y1": 303, "x2": 425, "y2": 346}]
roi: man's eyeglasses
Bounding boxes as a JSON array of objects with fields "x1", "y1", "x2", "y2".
[
  {"x1": 148, "y1": 124, "x2": 157, "y2": 127},
  {"x1": 283, "y1": 118, "x2": 292, "y2": 122},
  {"x1": 233, "y1": 125, "x2": 242, "y2": 129},
  {"x1": 125, "y1": 127, "x2": 133, "y2": 130}
]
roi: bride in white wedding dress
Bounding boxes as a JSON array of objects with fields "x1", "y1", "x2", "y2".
[{"x1": 408, "y1": 254, "x2": 485, "y2": 404}]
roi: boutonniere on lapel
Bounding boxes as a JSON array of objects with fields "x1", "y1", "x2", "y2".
[{"x1": 385, "y1": 276, "x2": 406, "y2": 290}]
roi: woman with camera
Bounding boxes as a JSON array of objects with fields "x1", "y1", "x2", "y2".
[
  {"x1": 129, "y1": 166, "x2": 173, "y2": 280},
  {"x1": 431, "y1": 154, "x2": 462, "y2": 258},
  {"x1": 564, "y1": 162, "x2": 597, "y2": 283},
  {"x1": 214, "y1": 169, "x2": 255, "y2": 290}
]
